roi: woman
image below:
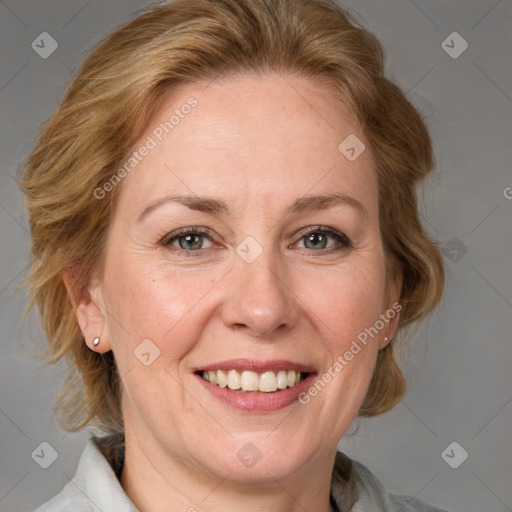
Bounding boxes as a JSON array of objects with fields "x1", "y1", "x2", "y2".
[{"x1": 20, "y1": 0, "x2": 448, "y2": 510}]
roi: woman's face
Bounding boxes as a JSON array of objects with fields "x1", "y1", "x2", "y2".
[{"x1": 84, "y1": 73, "x2": 401, "y2": 482}]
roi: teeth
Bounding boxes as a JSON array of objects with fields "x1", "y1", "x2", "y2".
[
  {"x1": 227, "y1": 370, "x2": 241, "y2": 390},
  {"x1": 259, "y1": 371, "x2": 277, "y2": 392},
  {"x1": 277, "y1": 370, "x2": 288, "y2": 389},
  {"x1": 200, "y1": 369, "x2": 307, "y2": 393},
  {"x1": 217, "y1": 370, "x2": 228, "y2": 388},
  {"x1": 241, "y1": 371, "x2": 259, "y2": 391}
]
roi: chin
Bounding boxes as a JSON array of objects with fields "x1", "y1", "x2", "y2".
[{"x1": 196, "y1": 431, "x2": 315, "y2": 483}]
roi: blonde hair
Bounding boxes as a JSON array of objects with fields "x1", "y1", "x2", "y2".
[{"x1": 19, "y1": 0, "x2": 444, "y2": 433}]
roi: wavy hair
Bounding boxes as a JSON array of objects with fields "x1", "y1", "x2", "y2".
[{"x1": 19, "y1": 0, "x2": 444, "y2": 432}]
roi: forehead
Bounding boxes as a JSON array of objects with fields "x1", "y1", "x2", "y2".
[{"x1": 116, "y1": 73, "x2": 377, "y2": 218}]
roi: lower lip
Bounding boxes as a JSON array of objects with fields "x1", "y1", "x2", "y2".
[{"x1": 195, "y1": 373, "x2": 316, "y2": 412}]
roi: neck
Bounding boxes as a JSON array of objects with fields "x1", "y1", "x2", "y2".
[{"x1": 119, "y1": 429, "x2": 337, "y2": 512}]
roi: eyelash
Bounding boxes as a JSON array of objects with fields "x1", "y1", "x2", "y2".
[{"x1": 161, "y1": 226, "x2": 351, "y2": 256}]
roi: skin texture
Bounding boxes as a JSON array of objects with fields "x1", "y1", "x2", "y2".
[{"x1": 65, "y1": 73, "x2": 401, "y2": 512}]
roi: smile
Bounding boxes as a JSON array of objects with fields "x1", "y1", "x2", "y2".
[
  {"x1": 199, "y1": 369, "x2": 308, "y2": 393},
  {"x1": 194, "y1": 359, "x2": 316, "y2": 411}
]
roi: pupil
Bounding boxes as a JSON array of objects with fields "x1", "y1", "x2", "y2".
[
  {"x1": 307, "y1": 233, "x2": 327, "y2": 249},
  {"x1": 180, "y1": 234, "x2": 202, "y2": 250}
]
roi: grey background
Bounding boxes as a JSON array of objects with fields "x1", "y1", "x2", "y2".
[{"x1": 1, "y1": 1, "x2": 511, "y2": 511}]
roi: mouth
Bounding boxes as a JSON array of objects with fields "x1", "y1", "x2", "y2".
[
  {"x1": 193, "y1": 359, "x2": 316, "y2": 412},
  {"x1": 196, "y1": 369, "x2": 310, "y2": 393}
]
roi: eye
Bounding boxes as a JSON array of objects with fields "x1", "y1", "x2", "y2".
[
  {"x1": 162, "y1": 227, "x2": 214, "y2": 252},
  {"x1": 161, "y1": 225, "x2": 351, "y2": 255},
  {"x1": 295, "y1": 226, "x2": 351, "y2": 252}
]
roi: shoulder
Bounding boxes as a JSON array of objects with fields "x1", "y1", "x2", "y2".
[
  {"x1": 33, "y1": 491, "x2": 93, "y2": 512},
  {"x1": 331, "y1": 451, "x2": 451, "y2": 512},
  {"x1": 351, "y1": 457, "x2": 451, "y2": 512},
  {"x1": 32, "y1": 434, "x2": 137, "y2": 512}
]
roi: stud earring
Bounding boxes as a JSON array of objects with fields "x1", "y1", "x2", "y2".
[{"x1": 92, "y1": 337, "x2": 100, "y2": 348}]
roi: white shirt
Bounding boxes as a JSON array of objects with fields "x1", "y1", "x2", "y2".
[{"x1": 34, "y1": 434, "x2": 450, "y2": 512}]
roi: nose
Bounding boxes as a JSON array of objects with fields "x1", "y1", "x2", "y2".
[{"x1": 221, "y1": 252, "x2": 299, "y2": 339}]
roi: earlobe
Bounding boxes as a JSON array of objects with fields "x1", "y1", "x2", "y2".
[
  {"x1": 92, "y1": 336, "x2": 101, "y2": 351},
  {"x1": 62, "y1": 268, "x2": 112, "y2": 353},
  {"x1": 378, "y1": 297, "x2": 402, "y2": 349},
  {"x1": 380, "y1": 269, "x2": 403, "y2": 350},
  {"x1": 379, "y1": 336, "x2": 390, "y2": 351}
]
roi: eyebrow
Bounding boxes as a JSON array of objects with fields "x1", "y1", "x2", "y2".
[{"x1": 136, "y1": 193, "x2": 367, "y2": 223}]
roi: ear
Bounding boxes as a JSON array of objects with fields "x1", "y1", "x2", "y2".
[
  {"x1": 379, "y1": 264, "x2": 403, "y2": 350},
  {"x1": 62, "y1": 268, "x2": 112, "y2": 353}
]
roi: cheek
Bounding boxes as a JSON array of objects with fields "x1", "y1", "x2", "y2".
[
  {"x1": 103, "y1": 255, "x2": 218, "y2": 360},
  {"x1": 299, "y1": 259, "x2": 386, "y2": 348}
]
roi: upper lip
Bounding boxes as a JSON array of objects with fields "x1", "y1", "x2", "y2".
[{"x1": 194, "y1": 359, "x2": 316, "y2": 373}]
